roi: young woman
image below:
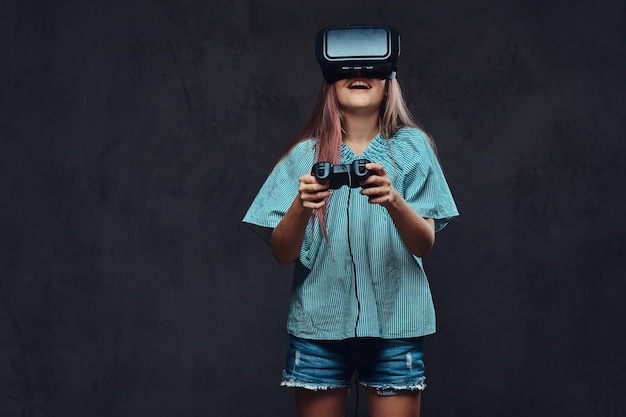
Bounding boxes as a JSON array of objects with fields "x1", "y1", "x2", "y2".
[{"x1": 243, "y1": 30, "x2": 458, "y2": 417}]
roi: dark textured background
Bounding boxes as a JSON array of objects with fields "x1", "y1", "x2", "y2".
[{"x1": 1, "y1": 0, "x2": 625, "y2": 416}]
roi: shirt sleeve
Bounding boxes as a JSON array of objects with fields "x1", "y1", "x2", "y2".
[
  {"x1": 398, "y1": 129, "x2": 459, "y2": 232},
  {"x1": 242, "y1": 140, "x2": 316, "y2": 244}
]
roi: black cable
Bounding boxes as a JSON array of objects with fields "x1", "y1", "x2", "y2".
[
  {"x1": 345, "y1": 177, "x2": 361, "y2": 337},
  {"x1": 345, "y1": 173, "x2": 361, "y2": 417}
]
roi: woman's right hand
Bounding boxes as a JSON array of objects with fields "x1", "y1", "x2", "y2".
[
  {"x1": 298, "y1": 174, "x2": 331, "y2": 209},
  {"x1": 271, "y1": 175, "x2": 330, "y2": 265}
]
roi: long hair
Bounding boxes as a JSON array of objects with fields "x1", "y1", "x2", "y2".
[{"x1": 278, "y1": 77, "x2": 435, "y2": 238}]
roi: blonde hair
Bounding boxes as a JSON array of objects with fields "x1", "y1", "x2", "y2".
[
  {"x1": 380, "y1": 78, "x2": 436, "y2": 151},
  {"x1": 281, "y1": 78, "x2": 435, "y2": 161}
]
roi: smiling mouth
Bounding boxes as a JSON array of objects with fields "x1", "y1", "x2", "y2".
[{"x1": 348, "y1": 80, "x2": 371, "y2": 89}]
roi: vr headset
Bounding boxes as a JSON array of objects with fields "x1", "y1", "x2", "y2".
[{"x1": 316, "y1": 25, "x2": 400, "y2": 84}]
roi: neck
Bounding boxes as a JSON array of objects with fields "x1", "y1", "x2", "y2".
[{"x1": 341, "y1": 112, "x2": 380, "y2": 144}]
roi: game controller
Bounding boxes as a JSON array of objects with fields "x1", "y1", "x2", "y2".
[{"x1": 311, "y1": 159, "x2": 373, "y2": 189}]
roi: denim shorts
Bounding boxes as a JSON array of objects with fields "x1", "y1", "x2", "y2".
[{"x1": 280, "y1": 334, "x2": 426, "y2": 396}]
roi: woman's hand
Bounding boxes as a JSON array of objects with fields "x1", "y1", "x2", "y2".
[
  {"x1": 359, "y1": 163, "x2": 398, "y2": 206},
  {"x1": 298, "y1": 174, "x2": 331, "y2": 209},
  {"x1": 271, "y1": 174, "x2": 330, "y2": 266},
  {"x1": 360, "y1": 163, "x2": 436, "y2": 258}
]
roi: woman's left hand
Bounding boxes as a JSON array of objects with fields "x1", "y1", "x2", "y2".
[
  {"x1": 359, "y1": 163, "x2": 399, "y2": 207},
  {"x1": 360, "y1": 162, "x2": 435, "y2": 257}
]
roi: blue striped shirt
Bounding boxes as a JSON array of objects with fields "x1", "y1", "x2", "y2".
[{"x1": 243, "y1": 127, "x2": 459, "y2": 340}]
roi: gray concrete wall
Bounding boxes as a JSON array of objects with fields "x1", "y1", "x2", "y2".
[{"x1": 1, "y1": 0, "x2": 625, "y2": 415}]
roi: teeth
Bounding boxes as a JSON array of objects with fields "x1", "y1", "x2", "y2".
[{"x1": 349, "y1": 80, "x2": 370, "y2": 89}]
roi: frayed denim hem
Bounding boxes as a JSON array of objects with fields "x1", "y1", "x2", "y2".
[
  {"x1": 361, "y1": 378, "x2": 427, "y2": 396},
  {"x1": 280, "y1": 375, "x2": 426, "y2": 395},
  {"x1": 280, "y1": 377, "x2": 350, "y2": 391}
]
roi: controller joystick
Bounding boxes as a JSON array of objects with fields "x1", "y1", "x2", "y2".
[{"x1": 311, "y1": 159, "x2": 373, "y2": 189}]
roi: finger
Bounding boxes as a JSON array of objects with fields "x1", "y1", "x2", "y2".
[
  {"x1": 360, "y1": 185, "x2": 383, "y2": 198},
  {"x1": 302, "y1": 198, "x2": 327, "y2": 209},
  {"x1": 360, "y1": 173, "x2": 389, "y2": 189},
  {"x1": 304, "y1": 173, "x2": 333, "y2": 188},
  {"x1": 301, "y1": 173, "x2": 326, "y2": 184},
  {"x1": 300, "y1": 184, "x2": 330, "y2": 196},
  {"x1": 361, "y1": 184, "x2": 391, "y2": 199},
  {"x1": 301, "y1": 188, "x2": 330, "y2": 204},
  {"x1": 300, "y1": 179, "x2": 330, "y2": 191},
  {"x1": 360, "y1": 176, "x2": 378, "y2": 188},
  {"x1": 305, "y1": 180, "x2": 331, "y2": 192},
  {"x1": 365, "y1": 193, "x2": 391, "y2": 206},
  {"x1": 306, "y1": 189, "x2": 331, "y2": 201},
  {"x1": 365, "y1": 163, "x2": 386, "y2": 176},
  {"x1": 360, "y1": 184, "x2": 376, "y2": 194}
]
